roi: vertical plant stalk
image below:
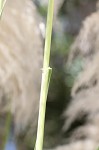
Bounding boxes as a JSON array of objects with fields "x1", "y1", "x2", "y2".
[
  {"x1": 35, "y1": 0, "x2": 54, "y2": 150},
  {"x1": 0, "y1": 0, "x2": 6, "y2": 17}
]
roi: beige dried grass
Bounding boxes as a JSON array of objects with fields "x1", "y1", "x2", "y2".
[{"x1": 0, "y1": 0, "x2": 43, "y2": 135}]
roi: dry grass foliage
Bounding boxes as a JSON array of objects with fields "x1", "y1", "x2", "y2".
[
  {"x1": 0, "y1": 0, "x2": 43, "y2": 135},
  {"x1": 61, "y1": 1, "x2": 99, "y2": 150},
  {"x1": 50, "y1": 1, "x2": 99, "y2": 150}
]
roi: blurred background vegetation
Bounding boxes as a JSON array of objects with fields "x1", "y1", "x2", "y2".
[
  {"x1": 33, "y1": 0, "x2": 97, "y2": 149},
  {"x1": 4, "y1": 0, "x2": 98, "y2": 149}
]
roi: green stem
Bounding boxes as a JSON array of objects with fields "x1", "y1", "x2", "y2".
[
  {"x1": 0, "y1": 0, "x2": 6, "y2": 17},
  {"x1": 43, "y1": 0, "x2": 54, "y2": 69},
  {"x1": 35, "y1": 0, "x2": 54, "y2": 150},
  {"x1": 35, "y1": 68, "x2": 52, "y2": 150}
]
